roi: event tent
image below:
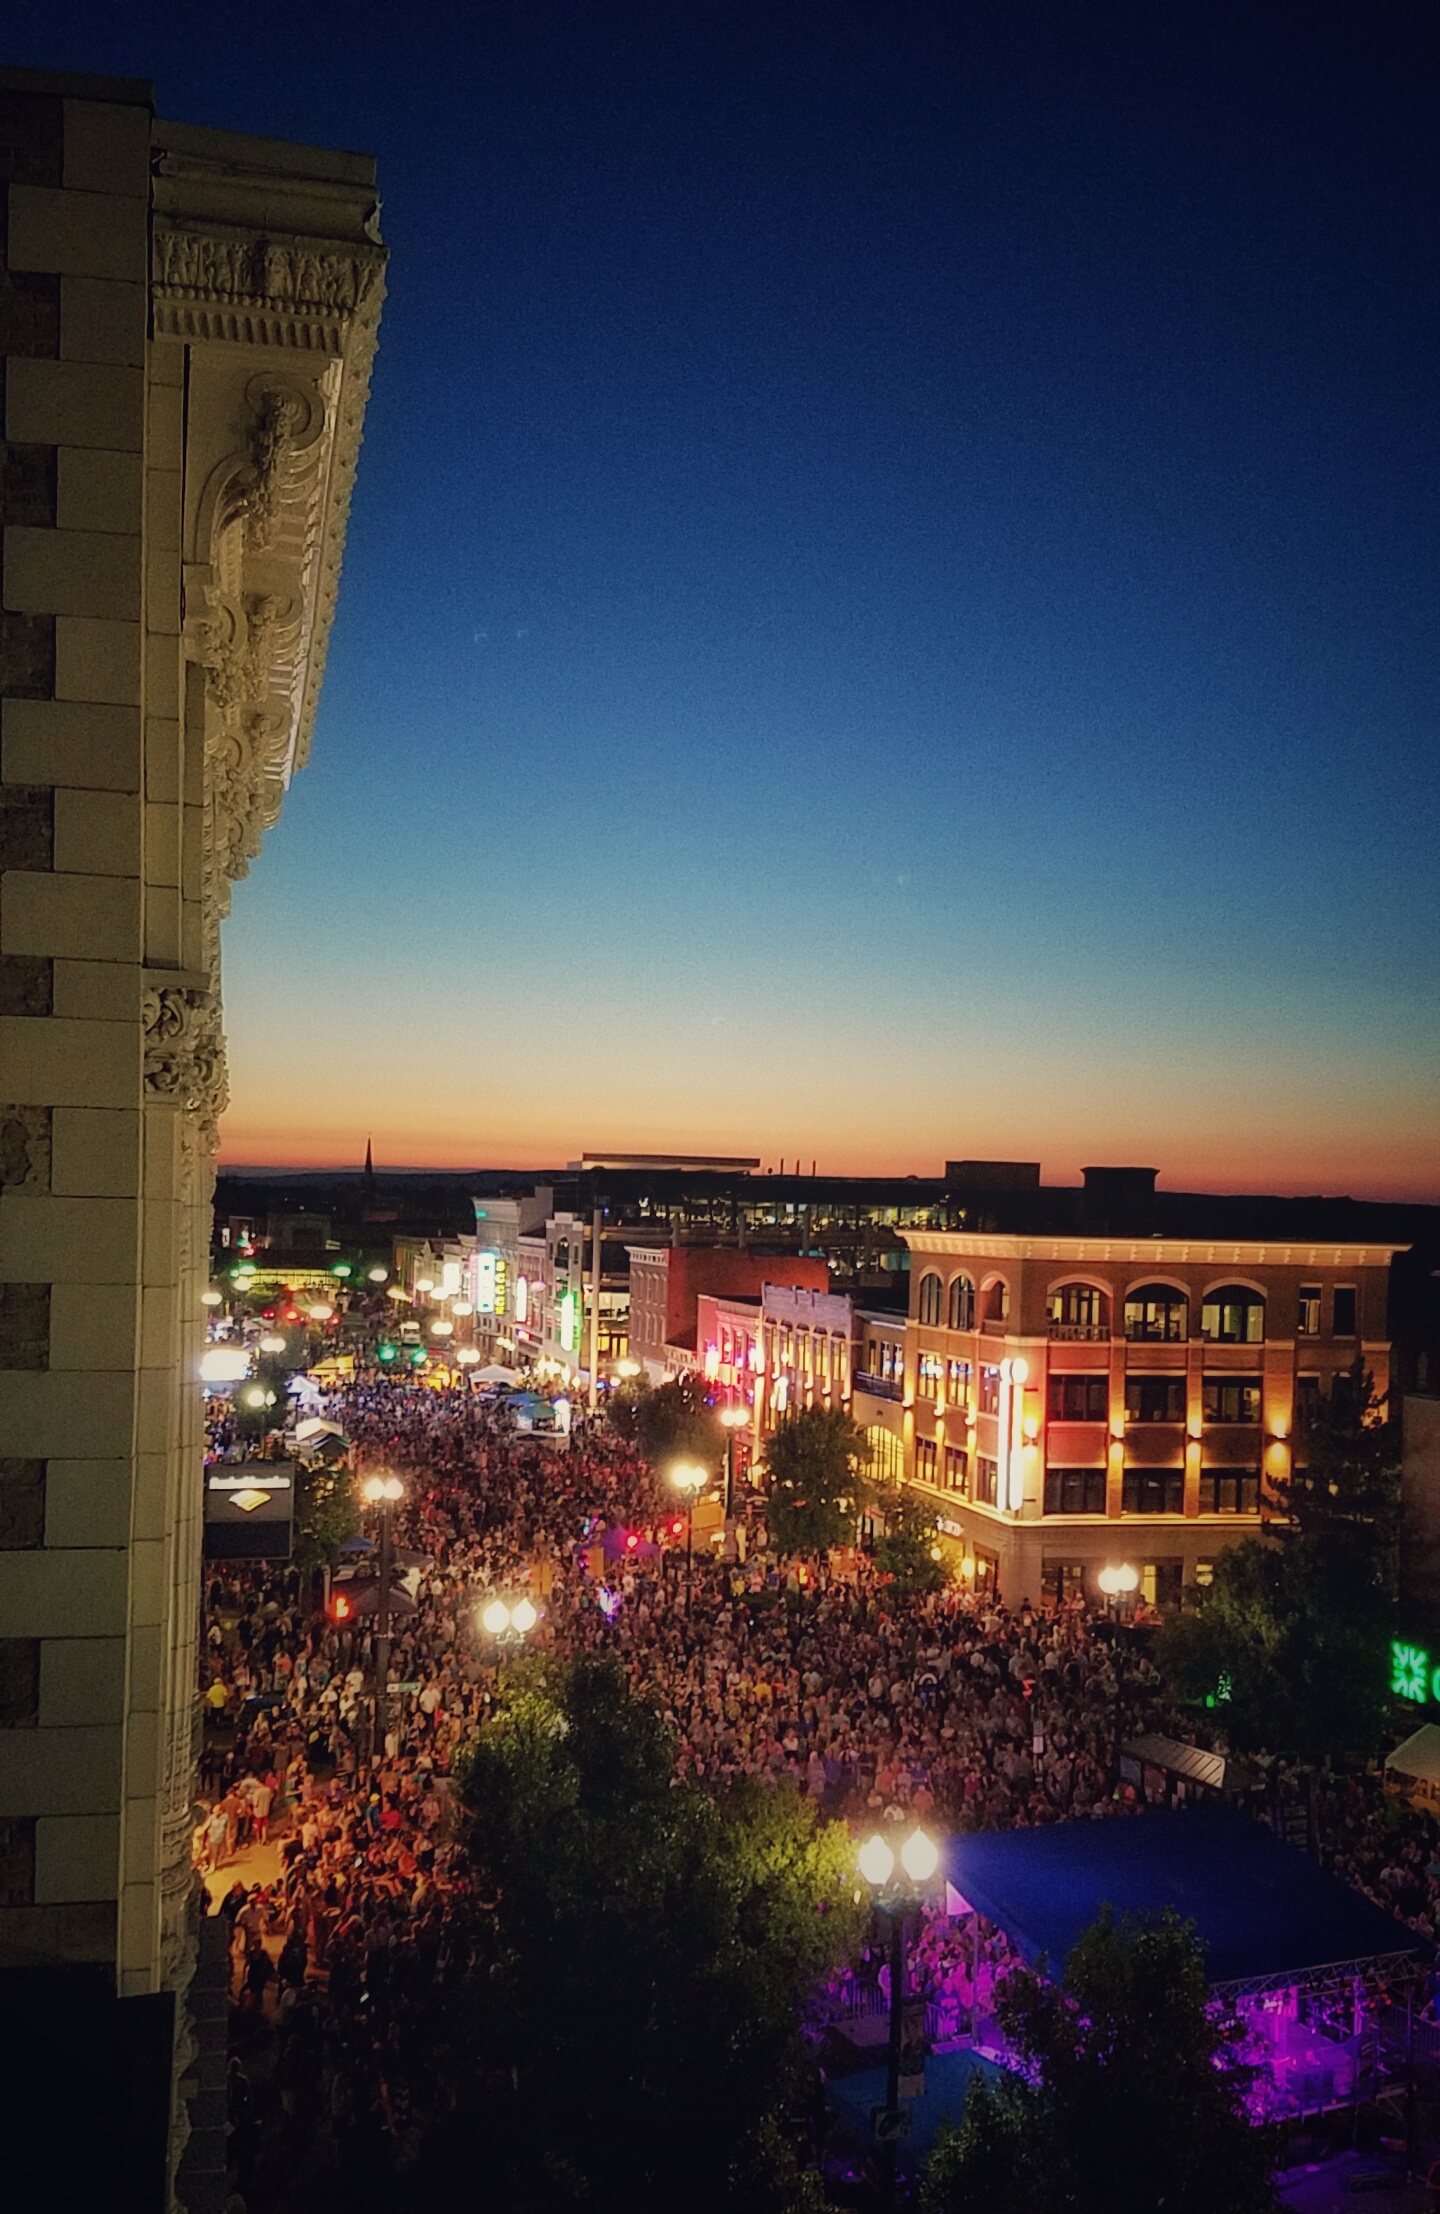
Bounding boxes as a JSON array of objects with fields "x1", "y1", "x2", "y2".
[
  {"x1": 1385, "y1": 1726, "x2": 1440, "y2": 1789},
  {"x1": 948, "y1": 1806, "x2": 1424, "y2": 1996}
]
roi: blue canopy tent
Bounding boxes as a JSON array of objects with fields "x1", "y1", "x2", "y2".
[{"x1": 949, "y1": 1806, "x2": 1425, "y2": 1996}]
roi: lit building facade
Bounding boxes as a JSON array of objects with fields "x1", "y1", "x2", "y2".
[
  {"x1": 901, "y1": 1219, "x2": 1401, "y2": 1606},
  {"x1": 755, "y1": 1283, "x2": 854, "y2": 1439}
]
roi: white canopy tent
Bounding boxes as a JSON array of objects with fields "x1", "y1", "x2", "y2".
[{"x1": 1385, "y1": 1725, "x2": 1440, "y2": 1787}]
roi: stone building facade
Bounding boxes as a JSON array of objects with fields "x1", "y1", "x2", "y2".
[{"x1": 0, "y1": 63, "x2": 382, "y2": 2187}]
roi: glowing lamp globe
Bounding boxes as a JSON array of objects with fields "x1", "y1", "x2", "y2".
[
  {"x1": 900, "y1": 1828, "x2": 939, "y2": 1883},
  {"x1": 367, "y1": 1266, "x2": 389, "y2": 1283},
  {"x1": 510, "y1": 1597, "x2": 538, "y2": 1635},
  {"x1": 857, "y1": 1834, "x2": 895, "y2": 1888},
  {"x1": 481, "y1": 1598, "x2": 512, "y2": 1637},
  {"x1": 259, "y1": 1334, "x2": 287, "y2": 1355},
  {"x1": 200, "y1": 1289, "x2": 223, "y2": 1308}
]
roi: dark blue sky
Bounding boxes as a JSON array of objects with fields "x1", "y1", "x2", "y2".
[{"x1": 17, "y1": 3, "x2": 1437, "y2": 1187}]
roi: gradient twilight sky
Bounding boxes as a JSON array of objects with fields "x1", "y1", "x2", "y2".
[{"x1": 18, "y1": 3, "x2": 1438, "y2": 1194}]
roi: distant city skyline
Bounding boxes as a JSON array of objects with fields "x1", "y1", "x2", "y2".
[{"x1": 18, "y1": 3, "x2": 1434, "y2": 1202}]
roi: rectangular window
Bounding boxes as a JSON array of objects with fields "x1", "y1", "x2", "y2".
[
  {"x1": 979, "y1": 1366, "x2": 1001, "y2": 1416},
  {"x1": 1198, "y1": 1470, "x2": 1260, "y2": 1514},
  {"x1": 1333, "y1": 1286, "x2": 1357, "y2": 1337},
  {"x1": 947, "y1": 1358, "x2": 971, "y2": 1399},
  {"x1": 917, "y1": 1352, "x2": 944, "y2": 1401},
  {"x1": 914, "y1": 1438, "x2": 938, "y2": 1483},
  {"x1": 1042, "y1": 1561, "x2": 1088, "y2": 1605},
  {"x1": 1043, "y1": 1468, "x2": 1107, "y2": 1515},
  {"x1": 1048, "y1": 1374, "x2": 1108, "y2": 1422},
  {"x1": 975, "y1": 1456, "x2": 999, "y2": 1507},
  {"x1": 943, "y1": 1446, "x2": 969, "y2": 1494},
  {"x1": 1124, "y1": 1375, "x2": 1186, "y2": 1424},
  {"x1": 1297, "y1": 1285, "x2": 1321, "y2": 1338},
  {"x1": 1295, "y1": 1374, "x2": 1322, "y2": 1432},
  {"x1": 1122, "y1": 1469, "x2": 1184, "y2": 1514},
  {"x1": 1202, "y1": 1376, "x2": 1262, "y2": 1425}
]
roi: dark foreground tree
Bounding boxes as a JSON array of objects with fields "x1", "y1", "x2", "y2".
[
  {"x1": 764, "y1": 1405, "x2": 871, "y2": 1555},
  {"x1": 1159, "y1": 1362, "x2": 1399, "y2": 1758},
  {"x1": 421, "y1": 1656, "x2": 862, "y2": 2213},
  {"x1": 923, "y1": 1910, "x2": 1277, "y2": 2214}
]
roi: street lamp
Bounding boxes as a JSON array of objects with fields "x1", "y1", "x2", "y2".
[
  {"x1": 478, "y1": 1594, "x2": 538, "y2": 1654},
  {"x1": 857, "y1": 1825, "x2": 941, "y2": 2203},
  {"x1": 1097, "y1": 1562, "x2": 1139, "y2": 1618},
  {"x1": 668, "y1": 1459, "x2": 709, "y2": 1616},
  {"x1": 361, "y1": 1472, "x2": 405, "y2": 1759},
  {"x1": 719, "y1": 1403, "x2": 749, "y2": 1545}
]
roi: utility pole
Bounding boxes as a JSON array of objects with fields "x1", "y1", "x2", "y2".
[{"x1": 588, "y1": 1204, "x2": 602, "y2": 1413}]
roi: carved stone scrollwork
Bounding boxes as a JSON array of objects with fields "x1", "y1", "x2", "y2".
[{"x1": 143, "y1": 986, "x2": 229, "y2": 1153}]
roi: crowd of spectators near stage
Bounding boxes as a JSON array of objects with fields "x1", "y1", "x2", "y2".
[{"x1": 198, "y1": 1380, "x2": 1439, "y2": 2204}]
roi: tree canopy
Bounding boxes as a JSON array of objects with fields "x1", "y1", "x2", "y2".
[
  {"x1": 763, "y1": 1405, "x2": 871, "y2": 1556},
  {"x1": 924, "y1": 1909, "x2": 1277, "y2": 2214},
  {"x1": 290, "y1": 1457, "x2": 358, "y2": 1571},
  {"x1": 607, "y1": 1373, "x2": 723, "y2": 1472},
  {"x1": 430, "y1": 1655, "x2": 863, "y2": 2213},
  {"x1": 872, "y1": 1479, "x2": 948, "y2": 1596},
  {"x1": 1158, "y1": 1362, "x2": 1399, "y2": 1759}
]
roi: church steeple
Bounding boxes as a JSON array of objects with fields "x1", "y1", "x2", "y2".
[{"x1": 363, "y1": 1136, "x2": 375, "y2": 1191}]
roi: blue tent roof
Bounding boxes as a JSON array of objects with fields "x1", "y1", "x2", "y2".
[{"x1": 949, "y1": 1808, "x2": 1424, "y2": 1993}]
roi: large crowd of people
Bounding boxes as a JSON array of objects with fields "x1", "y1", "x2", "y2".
[{"x1": 196, "y1": 1377, "x2": 1440, "y2": 2206}]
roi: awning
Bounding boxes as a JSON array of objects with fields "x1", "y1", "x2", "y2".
[{"x1": 1122, "y1": 1733, "x2": 1262, "y2": 1797}]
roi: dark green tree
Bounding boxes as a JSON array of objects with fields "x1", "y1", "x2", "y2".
[
  {"x1": 1159, "y1": 1362, "x2": 1399, "y2": 1758},
  {"x1": 924, "y1": 1909, "x2": 1277, "y2": 2214},
  {"x1": 290, "y1": 1457, "x2": 358, "y2": 1571},
  {"x1": 608, "y1": 1373, "x2": 723, "y2": 1471},
  {"x1": 872, "y1": 1480, "x2": 947, "y2": 1596},
  {"x1": 428, "y1": 1657, "x2": 862, "y2": 2212},
  {"x1": 764, "y1": 1405, "x2": 871, "y2": 1556}
]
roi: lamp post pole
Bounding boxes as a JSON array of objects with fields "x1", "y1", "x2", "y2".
[
  {"x1": 362, "y1": 1472, "x2": 404, "y2": 1765},
  {"x1": 858, "y1": 1826, "x2": 940, "y2": 2213},
  {"x1": 668, "y1": 1461, "x2": 708, "y2": 1619}
]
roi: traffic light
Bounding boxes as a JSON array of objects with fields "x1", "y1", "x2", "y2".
[
  {"x1": 328, "y1": 1591, "x2": 354, "y2": 1624},
  {"x1": 409, "y1": 1345, "x2": 426, "y2": 1367},
  {"x1": 376, "y1": 1342, "x2": 397, "y2": 1364}
]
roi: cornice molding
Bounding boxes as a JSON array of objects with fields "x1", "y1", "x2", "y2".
[{"x1": 902, "y1": 1231, "x2": 1407, "y2": 1268}]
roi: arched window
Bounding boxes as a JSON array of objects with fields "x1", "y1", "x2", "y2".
[
  {"x1": 1046, "y1": 1283, "x2": 1109, "y2": 1339},
  {"x1": 918, "y1": 1272, "x2": 943, "y2": 1328},
  {"x1": 1124, "y1": 1283, "x2": 1189, "y2": 1343},
  {"x1": 983, "y1": 1278, "x2": 1010, "y2": 1324},
  {"x1": 947, "y1": 1274, "x2": 976, "y2": 1330},
  {"x1": 1200, "y1": 1285, "x2": 1265, "y2": 1344}
]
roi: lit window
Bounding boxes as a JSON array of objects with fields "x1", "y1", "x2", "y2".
[
  {"x1": 918, "y1": 1274, "x2": 943, "y2": 1327},
  {"x1": 1297, "y1": 1285, "x2": 1321, "y2": 1338},
  {"x1": 1124, "y1": 1285, "x2": 1188, "y2": 1343},
  {"x1": 1200, "y1": 1287, "x2": 1265, "y2": 1344},
  {"x1": 947, "y1": 1275, "x2": 975, "y2": 1330},
  {"x1": 1202, "y1": 1376, "x2": 1262, "y2": 1425}
]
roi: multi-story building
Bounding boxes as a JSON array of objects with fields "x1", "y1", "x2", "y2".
[
  {"x1": 899, "y1": 1166, "x2": 1405, "y2": 1605},
  {"x1": 755, "y1": 1282, "x2": 854, "y2": 1436},
  {"x1": 853, "y1": 1307, "x2": 908, "y2": 1485},
  {"x1": 0, "y1": 67, "x2": 382, "y2": 2196},
  {"x1": 627, "y1": 1245, "x2": 829, "y2": 1383}
]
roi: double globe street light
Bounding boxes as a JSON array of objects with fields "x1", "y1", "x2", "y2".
[{"x1": 857, "y1": 1826, "x2": 941, "y2": 2205}]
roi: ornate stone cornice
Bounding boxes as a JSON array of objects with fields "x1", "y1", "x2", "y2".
[
  {"x1": 156, "y1": 149, "x2": 386, "y2": 918},
  {"x1": 143, "y1": 984, "x2": 229, "y2": 1152}
]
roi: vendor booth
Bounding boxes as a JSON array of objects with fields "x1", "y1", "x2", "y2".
[{"x1": 1384, "y1": 1725, "x2": 1440, "y2": 1814}]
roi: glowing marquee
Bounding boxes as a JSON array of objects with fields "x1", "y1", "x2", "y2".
[
  {"x1": 474, "y1": 1249, "x2": 509, "y2": 1316},
  {"x1": 558, "y1": 1289, "x2": 580, "y2": 1353}
]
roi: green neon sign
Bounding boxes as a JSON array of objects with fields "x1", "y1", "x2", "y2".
[{"x1": 1391, "y1": 1639, "x2": 1440, "y2": 1706}]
